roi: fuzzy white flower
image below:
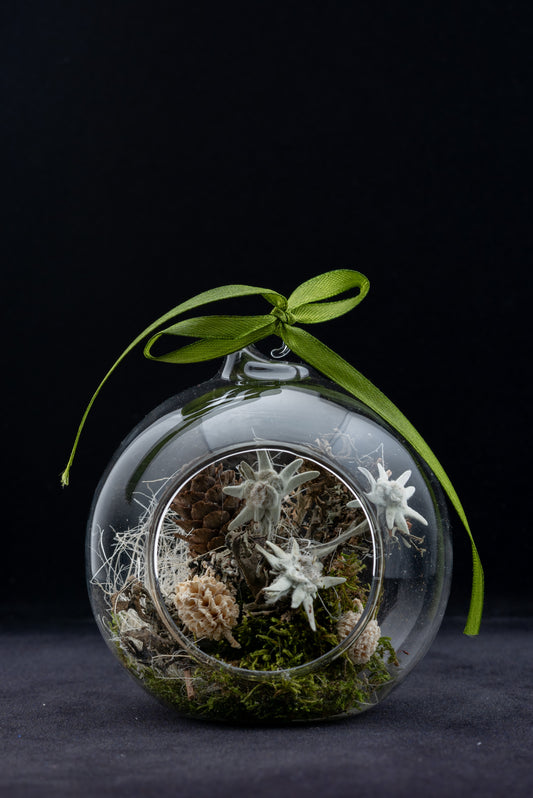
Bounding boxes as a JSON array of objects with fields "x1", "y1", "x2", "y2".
[
  {"x1": 256, "y1": 538, "x2": 346, "y2": 631},
  {"x1": 351, "y1": 463, "x2": 428, "y2": 536},
  {"x1": 223, "y1": 451, "x2": 319, "y2": 538}
]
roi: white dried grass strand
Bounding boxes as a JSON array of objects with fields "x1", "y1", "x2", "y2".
[{"x1": 89, "y1": 473, "x2": 190, "y2": 606}]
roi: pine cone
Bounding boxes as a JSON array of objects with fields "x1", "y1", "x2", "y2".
[
  {"x1": 174, "y1": 572, "x2": 240, "y2": 648},
  {"x1": 170, "y1": 463, "x2": 242, "y2": 555},
  {"x1": 337, "y1": 599, "x2": 381, "y2": 665}
]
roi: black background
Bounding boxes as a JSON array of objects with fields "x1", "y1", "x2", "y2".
[{"x1": 2, "y1": 1, "x2": 531, "y2": 624}]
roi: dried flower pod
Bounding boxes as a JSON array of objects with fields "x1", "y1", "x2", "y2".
[
  {"x1": 337, "y1": 599, "x2": 381, "y2": 665},
  {"x1": 174, "y1": 572, "x2": 240, "y2": 648},
  {"x1": 337, "y1": 609, "x2": 360, "y2": 641}
]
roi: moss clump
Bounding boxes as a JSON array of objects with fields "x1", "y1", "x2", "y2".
[
  {"x1": 135, "y1": 604, "x2": 398, "y2": 722},
  {"x1": 235, "y1": 609, "x2": 339, "y2": 671},
  {"x1": 139, "y1": 634, "x2": 397, "y2": 723}
]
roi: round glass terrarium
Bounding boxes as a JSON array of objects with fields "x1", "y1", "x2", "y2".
[{"x1": 87, "y1": 346, "x2": 451, "y2": 722}]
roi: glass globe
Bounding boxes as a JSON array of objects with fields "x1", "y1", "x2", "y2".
[{"x1": 87, "y1": 346, "x2": 451, "y2": 722}]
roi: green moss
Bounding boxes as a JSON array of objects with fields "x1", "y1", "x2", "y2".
[
  {"x1": 138, "y1": 634, "x2": 398, "y2": 723},
  {"x1": 193, "y1": 658, "x2": 372, "y2": 722},
  {"x1": 234, "y1": 609, "x2": 339, "y2": 671},
  {"x1": 328, "y1": 550, "x2": 368, "y2": 612},
  {"x1": 134, "y1": 611, "x2": 399, "y2": 722}
]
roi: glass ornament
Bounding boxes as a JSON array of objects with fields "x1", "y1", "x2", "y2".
[{"x1": 87, "y1": 346, "x2": 451, "y2": 722}]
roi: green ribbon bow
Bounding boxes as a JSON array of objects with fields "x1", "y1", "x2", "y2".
[{"x1": 61, "y1": 269, "x2": 483, "y2": 635}]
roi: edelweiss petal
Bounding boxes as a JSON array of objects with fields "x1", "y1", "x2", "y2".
[
  {"x1": 385, "y1": 505, "x2": 397, "y2": 532},
  {"x1": 292, "y1": 584, "x2": 313, "y2": 609},
  {"x1": 320, "y1": 575, "x2": 347, "y2": 590},
  {"x1": 302, "y1": 595, "x2": 316, "y2": 631},
  {"x1": 263, "y1": 573, "x2": 293, "y2": 602},
  {"x1": 229, "y1": 504, "x2": 255, "y2": 529},
  {"x1": 395, "y1": 469, "x2": 412, "y2": 487},
  {"x1": 404, "y1": 506, "x2": 429, "y2": 526}
]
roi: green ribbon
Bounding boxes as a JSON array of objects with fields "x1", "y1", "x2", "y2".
[{"x1": 61, "y1": 269, "x2": 483, "y2": 635}]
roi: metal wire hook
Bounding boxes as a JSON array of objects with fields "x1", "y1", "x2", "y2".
[{"x1": 270, "y1": 344, "x2": 291, "y2": 359}]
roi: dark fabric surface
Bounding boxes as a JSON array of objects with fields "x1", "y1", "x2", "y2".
[{"x1": 2, "y1": 616, "x2": 532, "y2": 798}]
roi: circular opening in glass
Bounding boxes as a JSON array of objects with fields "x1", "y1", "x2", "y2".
[{"x1": 146, "y1": 447, "x2": 384, "y2": 681}]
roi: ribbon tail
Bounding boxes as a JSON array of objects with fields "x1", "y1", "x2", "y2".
[
  {"x1": 60, "y1": 284, "x2": 283, "y2": 486},
  {"x1": 281, "y1": 325, "x2": 484, "y2": 635}
]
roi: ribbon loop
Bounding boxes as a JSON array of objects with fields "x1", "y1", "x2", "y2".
[
  {"x1": 288, "y1": 269, "x2": 370, "y2": 323},
  {"x1": 61, "y1": 269, "x2": 483, "y2": 635},
  {"x1": 287, "y1": 269, "x2": 367, "y2": 304},
  {"x1": 145, "y1": 316, "x2": 277, "y2": 363}
]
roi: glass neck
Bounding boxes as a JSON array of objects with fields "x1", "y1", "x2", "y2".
[{"x1": 220, "y1": 345, "x2": 311, "y2": 385}]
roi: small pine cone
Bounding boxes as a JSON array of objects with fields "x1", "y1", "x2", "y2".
[
  {"x1": 174, "y1": 573, "x2": 240, "y2": 648},
  {"x1": 170, "y1": 463, "x2": 242, "y2": 556},
  {"x1": 337, "y1": 599, "x2": 381, "y2": 665}
]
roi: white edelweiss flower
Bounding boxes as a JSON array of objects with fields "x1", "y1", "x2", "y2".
[
  {"x1": 352, "y1": 463, "x2": 428, "y2": 536},
  {"x1": 256, "y1": 538, "x2": 346, "y2": 631},
  {"x1": 223, "y1": 451, "x2": 319, "y2": 538}
]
